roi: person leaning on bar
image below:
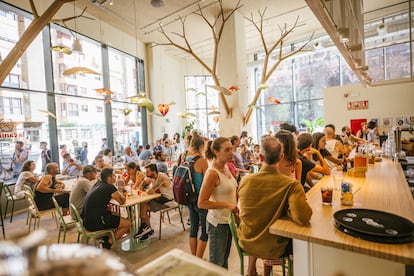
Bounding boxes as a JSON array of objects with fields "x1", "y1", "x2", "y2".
[{"x1": 237, "y1": 136, "x2": 312, "y2": 276}]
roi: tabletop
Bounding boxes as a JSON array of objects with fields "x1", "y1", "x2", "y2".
[{"x1": 269, "y1": 159, "x2": 414, "y2": 265}]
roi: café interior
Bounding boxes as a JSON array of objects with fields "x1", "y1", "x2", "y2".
[{"x1": 1, "y1": 0, "x2": 414, "y2": 275}]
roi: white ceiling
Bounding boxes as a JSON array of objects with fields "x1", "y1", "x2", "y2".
[{"x1": 78, "y1": 0, "x2": 405, "y2": 60}]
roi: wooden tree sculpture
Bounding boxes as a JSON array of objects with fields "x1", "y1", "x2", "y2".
[
  {"x1": 242, "y1": 9, "x2": 313, "y2": 125},
  {"x1": 155, "y1": 1, "x2": 312, "y2": 125},
  {"x1": 154, "y1": 0, "x2": 243, "y2": 117}
]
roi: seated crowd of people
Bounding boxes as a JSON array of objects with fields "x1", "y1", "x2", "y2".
[{"x1": 8, "y1": 121, "x2": 376, "y2": 274}]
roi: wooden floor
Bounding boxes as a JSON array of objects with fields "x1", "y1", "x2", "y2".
[{"x1": 0, "y1": 207, "x2": 276, "y2": 275}]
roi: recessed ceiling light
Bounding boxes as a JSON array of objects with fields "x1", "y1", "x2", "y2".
[{"x1": 151, "y1": 0, "x2": 165, "y2": 8}]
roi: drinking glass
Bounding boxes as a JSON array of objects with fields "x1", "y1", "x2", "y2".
[{"x1": 321, "y1": 186, "x2": 333, "y2": 205}]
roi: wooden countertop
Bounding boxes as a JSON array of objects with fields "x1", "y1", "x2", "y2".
[{"x1": 269, "y1": 159, "x2": 414, "y2": 265}]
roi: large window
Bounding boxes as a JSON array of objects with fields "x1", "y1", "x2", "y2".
[
  {"x1": 253, "y1": 46, "x2": 352, "y2": 138},
  {"x1": 0, "y1": 3, "x2": 46, "y2": 91},
  {"x1": 185, "y1": 76, "x2": 219, "y2": 137},
  {"x1": 0, "y1": 2, "x2": 146, "y2": 170}
]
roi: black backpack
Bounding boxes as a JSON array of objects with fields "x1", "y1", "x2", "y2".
[{"x1": 172, "y1": 156, "x2": 201, "y2": 206}]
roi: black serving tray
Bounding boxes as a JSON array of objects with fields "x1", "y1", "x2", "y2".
[{"x1": 334, "y1": 209, "x2": 414, "y2": 239}]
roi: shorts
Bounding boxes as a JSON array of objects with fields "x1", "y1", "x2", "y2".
[
  {"x1": 84, "y1": 213, "x2": 120, "y2": 231},
  {"x1": 149, "y1": 196, "x2": 172, "y2": 212}
]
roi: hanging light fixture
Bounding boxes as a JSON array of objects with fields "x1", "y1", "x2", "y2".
[{"x1": 72, "y1": 1, "x2": 83, "y2": 53}]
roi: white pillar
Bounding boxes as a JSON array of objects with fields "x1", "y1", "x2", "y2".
[{"x1": 216, "y1": 13, "x2": 249, "y2": 137}]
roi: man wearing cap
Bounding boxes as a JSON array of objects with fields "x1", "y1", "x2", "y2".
[{"x1": 70, "y1": 165, "x2": 98, "y2": 219}]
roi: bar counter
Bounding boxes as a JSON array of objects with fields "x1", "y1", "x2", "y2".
[{"x1": 269, "y1": 159, "x2": 414, "y2": 276}]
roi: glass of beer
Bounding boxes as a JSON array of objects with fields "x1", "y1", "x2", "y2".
[{"x1": 321, "y1": 186, "x2": 333, "y2": 205}]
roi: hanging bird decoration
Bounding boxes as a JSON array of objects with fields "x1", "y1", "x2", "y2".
[
  {"x1": 122, "y1": 107, "x2": 132, "y2": 116},
  {"x1": 158, "y1": 103, "x2": 170, "y2": 116},
  {"x1": 213, "y1": 116, "x2": 219, "y2": 123},
  {"x1": 127, "y1": 92, "x2": 154, "y2": 113},
  {"x1": 268, "y1": 97, "x2": 281, "y2": 104},
  {"x1": 228, "y1": 85, "x2": 240, "y2": 92},
  {"x1": 38, "y1": 109, "x2": 56, "y2": 119},
  {"x1": 208, "y1": 105, "x2": 220, "y2": 115},
  {"x1": 51, "y1": 45, "x2": 72, "y2": 55},
  {"x1": 63, "y1": 66, "x2": 100, "y2": 76},
  {"x1": 177, "y1": 112, "x2": 197, "y2": 119},
  {"x1": 95, "y1": 88, "x2": 114, "y2": 95},
  {"x1": 104, "y1": 97, "x2": 113, "y2": 104}
]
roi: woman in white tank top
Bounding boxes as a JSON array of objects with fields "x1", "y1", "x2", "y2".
[{"x1": 198, "y1": 137, "x2": 238, "y2": 269}]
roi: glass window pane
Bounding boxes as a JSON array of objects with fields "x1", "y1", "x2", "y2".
[
  {"x1": 185, "y1": 76, "x2": 217, "y2": 137},
  {"x1": 51, "y1": 25, "x2": 103, "y2": 98},
  {"x1": 0, "y1": 6, "x2": 45, "y2": 91},
  {"x1": 111, "y1": 101, "x2": 142, "y2": 157},
  {"x1": 297, "y1": 99, "x2": 324, "y2": 132},
  {"x1": 108, "y1": 48, "x2": 138, "y2": 100},
  {"x1": 366, "y1": 48, "x2": 385, "y2": 82},
  {"x1": 55, "y1": 95, "x2": 105, "y2": 167},
  {"x1": 0, "y1": 89, "x2": 49, "y2": 176},
  {"x1": 384, "y1": 43, "x2": 411, "y2": 80}
]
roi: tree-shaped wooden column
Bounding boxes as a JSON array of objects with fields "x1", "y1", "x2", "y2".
[
  {"x1": 154, "y1": 1, "x2": 312, "y2": 126},
  {"x1": 242, "y1": 10, "x2": 312, "y2": 125}
]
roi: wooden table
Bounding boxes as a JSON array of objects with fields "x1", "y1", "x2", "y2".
[
  {"x1": 269, "y1": 159, "x2": 414, "y2": 276},
  {"x1": 120, "y1": 191, "x2": 160, "y2": 251}
]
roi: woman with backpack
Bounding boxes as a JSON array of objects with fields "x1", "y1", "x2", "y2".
[{"x1": 186, "y1": 134, "x2": 209, "y2": 258}]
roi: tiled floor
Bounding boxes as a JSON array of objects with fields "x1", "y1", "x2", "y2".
[{"x1": 0, "y1": 207, "x2": 273, "y2": 275}]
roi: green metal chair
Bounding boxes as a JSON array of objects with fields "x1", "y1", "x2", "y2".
[
  {"x1": 227, "y1": 212, "x2": 292, "y2": 276},
  {"x1": 0, "y1": 182, "x2": 5, "y2": 238},
  {"x1": 70, "y1": 203, "x2": 116, "y2": 248},
  {"x1": 52, "y1": 197, "x2": 76, "y2": 243},
  {"x1": 24, "y1": 191, "x2": 56, "y2": 232},
  {"x1": 2, "y1": 183, "x2": 26, "y2": 222},
  {"x1": 228, "y1": 212, "x2": 251, "y2": 275}
]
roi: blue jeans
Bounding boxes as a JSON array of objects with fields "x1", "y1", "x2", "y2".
[
  {"x1": 188, "y1": 203, "x2": 208, "y2": 241},
  {"x1": 208, "y1": 222, "x2": 232, "y2": 269}
]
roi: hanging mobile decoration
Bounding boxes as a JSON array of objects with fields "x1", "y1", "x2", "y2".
[{"x1": 158, "y1": 103, "x2": 170, "y2": 116}]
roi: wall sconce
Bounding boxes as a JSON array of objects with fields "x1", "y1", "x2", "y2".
[{"x1": 338, "y1": 28, "x2": 350, "y2": 43}]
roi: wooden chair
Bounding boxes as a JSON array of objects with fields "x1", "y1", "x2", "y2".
[
  {"x1": 227, "y1": 212, "x2": 292, "y2": 276},
  {"x1": 154, "y1": 201, "x2": 185, "y2": 240},
  {"x1": 24, "y1": 191, "x2": 56, "y2": 232},
  {"x1": 52, "y1": 197, "x2": 76, "y2": 243},
  {"x1": 2, "y1": 183, "x2": 26, "y2": 222},
  {"x1": 70, "y1": 203, "x2": 116, "y2": 248}
]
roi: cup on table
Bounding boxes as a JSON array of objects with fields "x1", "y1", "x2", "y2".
[
  {"x1": 332, "y1": 172, "x2": 344, "y2": 191},
  {"x1": 321, "y1": 186, "x2": 333, "y2": 205}
]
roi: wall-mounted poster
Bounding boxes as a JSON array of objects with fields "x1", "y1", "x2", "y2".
[
  {"x1": 396, "y1": 116, "x2": 405, "y2": 127},
  {"x1": 382, "y1": 117, "x2": 392, "y2": 128}
]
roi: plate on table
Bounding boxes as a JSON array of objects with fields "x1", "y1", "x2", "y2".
[{"x1": 334, "y1": 208, "x2": 414, "y2": 239}]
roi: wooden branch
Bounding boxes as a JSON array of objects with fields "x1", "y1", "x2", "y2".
[
  {"x1": 0, "y1": 0, "x2": 73, "y2": 86},
  {"x1": 242, "y1": 15, "x2": 312, "y2": 126},
  {"x1": 50, "y1": 6, "x2": 91, "y2": 25},
  {"x1": 29, "y1": 0, "x2": 39, "y2": 19}
]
